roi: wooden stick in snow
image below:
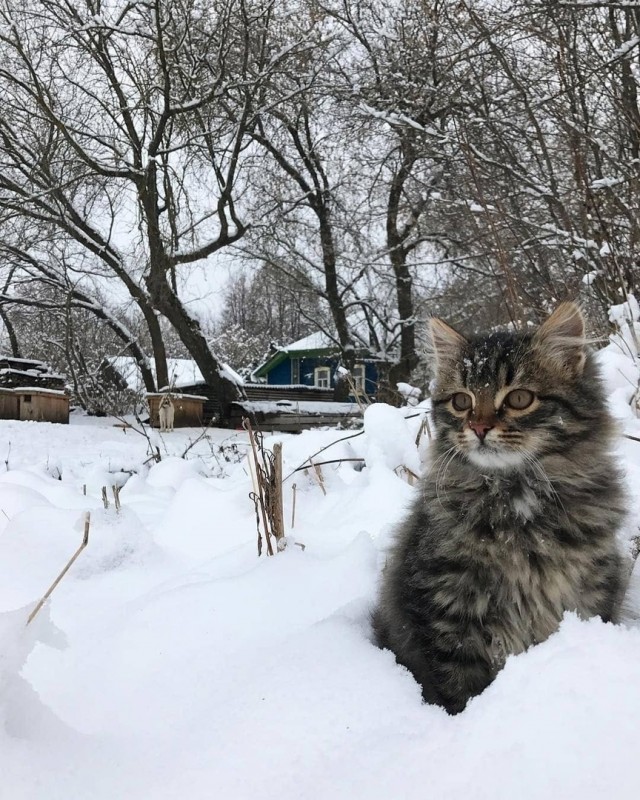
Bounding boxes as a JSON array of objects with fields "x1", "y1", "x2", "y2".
[
  {"x1": 27, "y1": 512, "x2": 91, "y2": 626},
  {"x1": 272, "y1": 442, "x2": 285, "y2": 542},
  {"x1": 291, "y1": 483, "x2": 297, "y2": 529}
]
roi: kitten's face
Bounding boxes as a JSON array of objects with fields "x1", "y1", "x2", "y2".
[{"x1": 429, "y1": 304, "x2": 589, "y2": 471}]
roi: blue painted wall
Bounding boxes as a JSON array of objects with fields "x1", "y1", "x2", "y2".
[
  {"x1": 265, "y1": 359, "x2": 293, "y2": 386},
  {"x1": 265, "y1": 354, "x2": 378, "y2": 395}
]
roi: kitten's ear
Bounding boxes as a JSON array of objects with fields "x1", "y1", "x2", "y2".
[
  {"x1": 428, "y1": 318, "x2": 467, "y2": 368},
  {"x1": 533, "y1": 302, "x2": 586, "y2": 375}
]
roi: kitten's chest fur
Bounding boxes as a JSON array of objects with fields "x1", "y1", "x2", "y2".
[{"x1": 429, "y1": 472, "x2": 602, "y2": 657}]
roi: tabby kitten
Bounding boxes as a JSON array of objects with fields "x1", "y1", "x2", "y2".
[{"x1": 373, "y1": 303, "x2": 626, "y2": 714}]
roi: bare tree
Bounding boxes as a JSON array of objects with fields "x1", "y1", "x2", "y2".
[{"x1": 0, "y1": 0, "x2": 312, "y2": 418}]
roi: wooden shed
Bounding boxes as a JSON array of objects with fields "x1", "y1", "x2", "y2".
[
  {"x1": 13, "y1": 388, "x2": 70, "y2": 424},
  {"x1": 147, "y1": 393, "x2": 206, "y2": 428},
  {"x1": 0, "y1": 389, "x2": 19, "y2": 420}
]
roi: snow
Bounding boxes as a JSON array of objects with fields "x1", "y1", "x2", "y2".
[
  {"x1": 147, "y1": 392, "x2": 208, "y2": 401},
  {"x1": 0, "y1": 343, "x2": 639, "y2": 798},
  {"x1": 2, "y1": 387, "x2": 68, "y2": 396},
  {"x1": 397, "y1": 381, "x2": 422, "y2": 405},
  {"x1": 237, "y1": 399, "x2": 362, "y2": 415},
  {"x1": 218, "y1": 361, "x2": 245, "y2": 387},
  {"x1": 107, "y1": 356, "x2": 205, "y2": 391},
  {"x1": 279, "y1": 330, "x2": 336, "y2": 352}
]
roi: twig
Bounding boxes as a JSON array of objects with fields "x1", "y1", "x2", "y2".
[
  {"x1": 180, "y1": 419, "x2": 217, "y2": 459},
  {"x1": 289, "y1": 457, "x2": 365, "y2": 474},
  {"x1": 625, "y1": 434, "x2": 640, "y2": 443},
  {"x1": 101, "y1": 487, "x2": 109, "y2": 508},
  {"x1": 309, "y1": 459, "x2": 327, "y2": 495},
  {"x1": 345, "y1": 372, "x2": 370, "y2": 413},
  {"x1": 291, "y1": 483, "x2": 297, "y2": 529},
  {"x1": 243, "y1": 418, "x2": 275, "y2": 556},
  {"x1": 27, "y1": 512, "x2": 91, "y2": 626},
  {"x1": 282, "y1": 410, "x2": 429, "y2": 483},
  {"x1": 283, "y1": 429, "x2": 366, "y2": 482},
  {"x1": 415, "y1": 414, "x2": 433, "y2": 446},
  {"x1": 115, "y1": 413, "x2": 161, "y2": 462},
  {"x1": 112, "y1": 484, "x2": 121, "y2": 512}
]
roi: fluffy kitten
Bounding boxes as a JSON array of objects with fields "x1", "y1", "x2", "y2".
[{"x1": 373, "y1": 303, "x2": 626, "y2": 714}]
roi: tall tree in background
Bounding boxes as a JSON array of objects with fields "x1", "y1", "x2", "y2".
[{"x1": 0, "y1": 0, "x2": 313, "y2": 417}]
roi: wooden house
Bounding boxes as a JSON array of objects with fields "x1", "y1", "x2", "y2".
[
  {"x1": 0, "y1": 357, "x2": 69, "y2": 424},
  {"x1": 251, "y1": 331, "x2": 380, "y2": 399},
  {"x1": 0, "y1": 389, "x2": 19, "y2": 420}
]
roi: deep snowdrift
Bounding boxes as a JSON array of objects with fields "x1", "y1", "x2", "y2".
[{"x1": 0, "y1": 337, "x2": 639, "y2": 799}]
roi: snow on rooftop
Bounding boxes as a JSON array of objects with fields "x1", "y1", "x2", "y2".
[
  {"x1": 235, "y1": 399, "x2": 362, "y2": 415},
  {"x1": 279, "y1": 330, "x2": 337, "y2": 352},
  {"x1": 107, "y1": 356, "x2": 205, "y2": 391}
]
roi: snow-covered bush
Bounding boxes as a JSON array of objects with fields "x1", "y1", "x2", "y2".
[{"x1": 597, "y1": 295, "x2": 640, "y2": 419}]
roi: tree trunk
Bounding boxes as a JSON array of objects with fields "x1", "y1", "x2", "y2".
[
  {"x1": 386, "y1": 144, "x2": 419, "y2": 389},
  {"x1": 146, "y1": 273, "x2": 244, "y2": 420},
  {"x1": 0, "y1": 306, "x2": 22, "y2": 358},
  {"x1": 317, "y1": 203, "x2": 356, "y2": 402},
  {"x1": 139, "y1": 165, "x2": 244, "y2": 422},
  {"x1": 140, "y1": 304, "x2": 169, "y2": 390}
]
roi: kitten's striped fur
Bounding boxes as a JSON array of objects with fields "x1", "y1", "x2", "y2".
[{"x1": 373, "y1": 304, "x2": 626, "y2": 714}]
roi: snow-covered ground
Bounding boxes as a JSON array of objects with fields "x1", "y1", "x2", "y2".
[{"x1": 1, "y1": 340, "x2": 640, "y2": 799}]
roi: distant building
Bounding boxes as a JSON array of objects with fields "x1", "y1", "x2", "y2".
[
  {"x1": 251, "y1": 331, "x2": 380, "y2": 399},
  {"x1": 0, "y1": 356, "x2": 69, "y2": 424}
]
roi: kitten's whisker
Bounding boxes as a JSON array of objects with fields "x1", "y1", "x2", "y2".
[
  {"x1": 433, "y1": 445, "x2": 460, "y2": 509},
  {"x1": 516, "y1": 448, "x2": 567, "y2": 519}
]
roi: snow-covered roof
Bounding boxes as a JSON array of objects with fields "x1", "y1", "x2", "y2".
[
  {"x1": 280, "y1": 331, "x2": 337, "y2": 353},
  {"x1": 234, "y1": 399, "x2": 362, "y2": 415},
  {"x1": 4, "y1": 387, "x2": 68, "y2": 397},
  {"x1": 107, "y1": 357, "x2": 204, "y2": 391},
  {"x1": 107, "y1": 356, "x2": 244, "y2": 391},
  {"x1": 146, "y1": 392, "x2": 208, "y2": 401},
  {"x1": 0, "y1": 368, "x2": 66, "y2": 380}
]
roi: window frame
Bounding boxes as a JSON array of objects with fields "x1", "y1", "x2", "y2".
[
  {"x1": 352, "y1": 363, "x2": 365, "y2": 392},
  {"x1": 314, "y1": 366, "x2": 331, "y2": 388},
  {"x1": 290, "y1": 357, "x2": 300, "y2": 384}
]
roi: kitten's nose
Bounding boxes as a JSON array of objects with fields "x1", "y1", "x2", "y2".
[{"x1": 469, "y1": 421, "x2": 493, "y2": 441}]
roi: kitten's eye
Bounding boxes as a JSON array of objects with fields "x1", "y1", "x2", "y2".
[
  {"x1": 451, "y1": 392, "x2": 473, "y2": 411},
  {"x1": 504, "y1": 389, "x2": 535, "y2": 410}
]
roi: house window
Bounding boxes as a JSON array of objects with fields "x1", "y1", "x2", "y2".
[
  {"x1": 352, "y1": 364, "x2": 365, "y2": 392},
  {"x1": 22, "y1": 394, "x2": 32, "y2": 402},
  {"x1": 291, "y1": 358, "x2": 300, "y2": 384},
  {"x1": 314, "y1": 366, "x2": 331, "y2": 388}
]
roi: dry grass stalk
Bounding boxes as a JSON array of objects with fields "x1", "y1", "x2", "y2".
[
  {"x1": 112, "y1": 484, "x2": 121, "y2": 512},
  {"x1": 345, "y1": 372, "x2": 370, "y2": 413},
  {"x1": 415, "y1": 413, "x2": 432, "y2": 447},
  {"x1": 243, "y1": 418, "x2": 288, "y2": 556},
  {"x1": 395, "y1": 465, "x2": 420, "y2": 485},
  {"x1": 309, "y1": 459, "x2": 327, "y2": 495},
  {"x1": 101, "y1": 487, "x2": 109, "y2": 509},
  {"x1": 27, "y1": 512, "x2": 91, "y2": 626}
]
